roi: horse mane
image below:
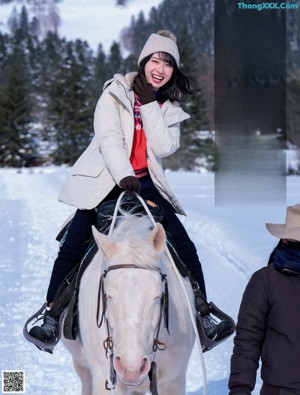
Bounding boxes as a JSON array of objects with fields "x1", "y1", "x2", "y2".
[
  {"x1": 113, "y1": 210, "x2": 152, "y2": 238},
  {"x1": 107, "y1": 211, "x2": 163, "y2": 270}
]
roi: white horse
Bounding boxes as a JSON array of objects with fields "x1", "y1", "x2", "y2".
[{"x1": 62, "y1": 209, "x2": 195, "y2": 395}]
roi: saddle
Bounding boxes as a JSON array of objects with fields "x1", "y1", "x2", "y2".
[
  {"x1": 23, "y1": 194, "x2": 235, "y2": 353},
  {"x1": 23, "y1": 196, "x2": 166, "y2": 352}
]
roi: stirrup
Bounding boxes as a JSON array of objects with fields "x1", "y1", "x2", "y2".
[
  {"x1": 23, "y1": 302, "x2": 65, "y2": 354},
  {"x1": 196, "y1": 302, "x2": 235, "y2": 353}
]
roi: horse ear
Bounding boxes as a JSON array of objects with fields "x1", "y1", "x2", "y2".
[
  {"x1": 92, "y1": 225, "x2": 115, "y2": 259},
  {"x1": 148, "y1": 223, "x2": 166, "y2": 254}
]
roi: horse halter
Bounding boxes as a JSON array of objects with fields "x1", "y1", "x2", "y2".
[
  {"x1": 97, "y1": 263, "x2": 169, "y2": 338},
  {"x1": 96, "y1": 263, "x2": 169, "y2": 394}
]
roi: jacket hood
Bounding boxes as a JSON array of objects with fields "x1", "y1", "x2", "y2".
[
  {"x1": 103, "y1": 72, "x2": 189, "y2": 124},
  {"x1": 103, "y1": 72, "x2": 138, "y2": 91}
]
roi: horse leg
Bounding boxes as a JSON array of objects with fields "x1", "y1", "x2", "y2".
[
  {"x1": 115, "y1": 382, "x2": 149, "y2": 395},
  {"x1": 62, "y1": 337, "x2": 93, "y2": 395},
  {"x1": 155, "y1": 363, "x2": 189, "y2": 395},
  {"x1": 71, "y1": 346, "x2": 108, "y2": 395},
  {"x1": 158, "y1": 380, "x2": 186, "y2": 395},
  {"x1": 72, "y1": 357, "x2": 93, "y2": 395},
  {"x1": 92, "y1": 368, "x2": 110, "y2": 395}
]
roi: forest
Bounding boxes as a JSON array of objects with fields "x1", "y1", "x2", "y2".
[{"x1": 0, "y1": 0, "x2": 299, "y2": 173}]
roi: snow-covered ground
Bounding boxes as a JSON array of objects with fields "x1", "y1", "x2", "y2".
[
  {"x1": 0, "y1": 166, "x2": 299, "y2": 394},
  {"x1": 0, "y1": 0, "x2": 163, "y2": 54}
]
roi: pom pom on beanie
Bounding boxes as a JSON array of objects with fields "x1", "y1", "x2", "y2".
[{"x1": 137, "y1": 30, "x2": 180, "y2": 67}]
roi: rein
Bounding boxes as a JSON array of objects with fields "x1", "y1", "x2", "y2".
[{"x1": 91, "y1": 191, "x2": 207, "y2": 394}]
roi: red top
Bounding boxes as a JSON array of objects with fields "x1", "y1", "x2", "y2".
[{"x1": 130, "y1": 94, "x2": 148, "y2": 172}]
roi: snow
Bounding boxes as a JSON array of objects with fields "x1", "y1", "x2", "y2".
[
  {"x1": 1, "y1": 1, "x2": 299, "y2": 391},
  {"x1": 0, "y1": 0, "x2": 163, "y2": 54},
  {"x1": 0, "y1": 166, "x2": 299, "y2": 394}
]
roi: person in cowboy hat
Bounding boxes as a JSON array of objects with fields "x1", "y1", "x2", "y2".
[
  {"x1": 26, "y1": 30, "x2": 233, "y2": 350},
  {"x1": 228, "y1": 204, "x2": 300, "y2": 395}
]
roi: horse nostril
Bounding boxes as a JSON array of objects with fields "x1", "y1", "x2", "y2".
[
  {"x1": 114, "y1": 355, "x2": 150, "y2": 378},
  {"x1": 140, "y1": 357, "x2": 150, "y2": 375},
  {"x1": 114, "y1": 355, "x2": 124, "y2": 374}
]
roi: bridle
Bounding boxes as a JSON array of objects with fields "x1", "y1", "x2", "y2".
[
  {"x1": 96, "y1": 263, "x2": 169, "y2": 394},
  {"x1": 90, "y1": 191, "x2": 208, "y2": 394}
]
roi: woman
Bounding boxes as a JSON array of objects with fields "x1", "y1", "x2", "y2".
[
  {"x1": 228, "y1": 204, "x2": 300, "y2": 395},
  {"x1": 29, "y1": 30, "x2": 231, "y2": 348}
]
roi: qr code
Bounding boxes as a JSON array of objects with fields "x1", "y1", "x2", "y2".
[{"x1": 2, "y1": 370, "x2": 25, "y2": 393}]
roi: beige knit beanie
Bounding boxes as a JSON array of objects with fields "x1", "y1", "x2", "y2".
[{"x1": 137, "y1": 30, "x2": 180, "y2": 67}]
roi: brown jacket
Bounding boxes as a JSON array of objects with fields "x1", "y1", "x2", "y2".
[{"x1": 229, "y1": 263, "x2": 300, "y2": 395}]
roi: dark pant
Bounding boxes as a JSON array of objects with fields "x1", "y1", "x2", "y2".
[{"x1": 46, "y1": 177, "x2": 206, "y2": 302}]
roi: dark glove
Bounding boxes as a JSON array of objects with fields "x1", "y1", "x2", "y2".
[
  {"x1": 119, "y1": 176, "x2": 141, "y2": 194},
  {"x1": 133, "y1": 74, "x2": 156, "y2": 105}
]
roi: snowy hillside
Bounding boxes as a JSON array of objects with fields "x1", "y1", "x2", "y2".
[
  {"x1": 0, "y1": 0, "x2": 163, "y2": 53},
  {"x1": 0, "y1": 166, "x2": 299, "y2": 394}
]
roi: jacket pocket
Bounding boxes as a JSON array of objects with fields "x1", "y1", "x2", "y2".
[
  {"x1": 70, "y1": 146, "x2": 105, "y2": 178},
  {"x1": 71, "y1": 163, "x2": 105, "y2": 178}
]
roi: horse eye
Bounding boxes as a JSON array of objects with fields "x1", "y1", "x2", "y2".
[
  {"x1": 153, "y1": 295, "x2": 161, "y2": 301},
  {"x1": 107, "y1": 294, "x2": 113, "y2": 300}
]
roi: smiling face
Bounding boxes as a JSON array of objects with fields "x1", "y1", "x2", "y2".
[{"x1": 144, "y1": 52, "x2": 174, "y2": 91}]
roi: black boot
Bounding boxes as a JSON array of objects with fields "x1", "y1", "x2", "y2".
[
  {"x1": 201, "y1": 314, "x2": 233, "y2": 341},
  {"x1": 29, "y1": 310, "x2": 59, "y2": 344},
  {"x1": 194, "y1": 286, "x2": 234, "y2": 342}
]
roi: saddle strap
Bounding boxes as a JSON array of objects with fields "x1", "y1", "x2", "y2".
[
  {"x1": 50, "y1": 263, "x2": 80, "y2": 319},
  {"x1": 63, "y1": 291, "x2": 78, "y2": 340}
]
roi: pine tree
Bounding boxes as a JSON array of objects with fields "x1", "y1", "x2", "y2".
[
  {"x1": 0, "y1": 32, "x2": 9, "y2": 69},
  {"x1": 0, "y1": 49, "x2": 37, "y2": 167},
  {"x1": 35, "y1": 32, "x2": 65, "y2": 157},
  {"x1": 107, "y1": 41, "x2": 124, "y2": 76},
  {"x1": 19, "y1": 6, "x2": 29, "y2": 35},
  {"x1": 47, "y1": 40, "x2": 94, "y2": 165},
  {"x1": 30, "y1": 0, "x2": 60, "y2": 39},
  {"x1": 7, "y1": 6, "x2": 18, "y2": 35},
  {"x1": 129, "y1": 11, "x2": 148, "y2": 55},
  {"x1": 93, "y1": 44, "x2": 110, "y2": 103},
  {"x1": 30, "y1": 16, "x2": 40, "y2": 37},
  {"x1": 123, "y1": 53, "x2": 138, "y2": 74}
]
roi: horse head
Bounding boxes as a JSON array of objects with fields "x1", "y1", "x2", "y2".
[{"x1": 92, "y1": 216, "x2": 168, "y2": 387}]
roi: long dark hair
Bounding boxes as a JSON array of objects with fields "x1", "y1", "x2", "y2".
[{"x1": 138, "y1": 52, "x2": 194, "y2": 102}]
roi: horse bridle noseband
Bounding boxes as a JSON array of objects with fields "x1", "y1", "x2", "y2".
[{"x1": 96, "y1": 263, "x2": 169, "y2": 394}]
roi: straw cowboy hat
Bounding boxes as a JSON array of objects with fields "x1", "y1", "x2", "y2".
[{"x1": 266, "y1": 204, "x2": 300, "y2": 241}]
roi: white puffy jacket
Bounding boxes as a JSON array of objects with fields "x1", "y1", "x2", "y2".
[{"x1": 58, "y1": 72, "x2": 190, "y2": 215}]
